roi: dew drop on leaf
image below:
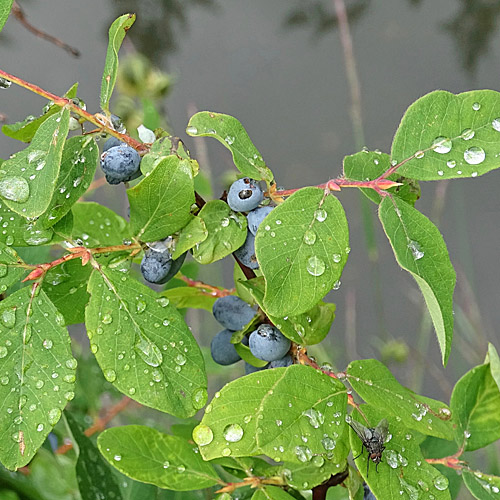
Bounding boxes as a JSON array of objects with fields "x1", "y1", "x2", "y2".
[
  {"x1": 42, "y1": 339, "x2": 53, "y2": 350},
  {"x1": 0, "y1": 346, "x2": 7, "y2": 359},
  {"x1": 303, "y1": 230, "x2": 316, "y2": 245},
  {"x1": 156, "y1": 297, "x2": 169, "y2": 307},
  {"x1": 221, "y1": 448, "x2": 231, "y2": 457},
  {"x1": 192, "y1": 424, "x2": 214, "y2": 446},
  {"x1": 102, "y1": 313, "x2": 113, "y2": 324},
  {"x1": 433, "y1": 475, "x2": 449, "y2": 491},
  {"x1": 0, "y1": 177, "x2": 30, "y2": 203},
  {"x1": 408, "y1": 240, "x2": 424, "y2": 260},
  {"x1": 314, "y1": 209, "x2": 327, "y2": 222},
  {"x1": 174, "y1": 353, "x2": 186, "y2": 366},
  {"x1": 223, "y1": 423, "x2": 244, "y2": 443},
  {"x1": 431, "y1": 137, "x2": 452, "y2": 154},
  {"x1": 48, "y1": 408, "x2": 61, "y2": 425},
  {"x1": 135, "y1": 336, "x2": 163, "y2": 367},
  {"x1": 461, "y1": 128, "x2": 475, "y2": 140},
  {"x1": 385, "y1": 449, "x2": 399, "y2": 468},
  {"x1": 295, "y1": 445, "x2": 313, "y2": 463},
  {"x1": 136, "y1": 300, "x2": 147, "y2": 314},
  {"x1": 464, "y1": 147, "x2": 485, "y2": 165},
  {"x1": 306, "y1": 256, "x2": 326, "y2": 277},
  {"x1": 104, "y1": 369, "x2": 117, "y2": 382},
  {"x1": 446, "y1": 160, "x2": 456, "y2": 168},
  {"x1": 192, "y1": 388, "x2": 208, "y2": 410},
  {"x1": 492, "y1": 118, "x2": 500, "y2": 132},
  {"x1": 1, "y1": 308, "x2": 16, "y2": 328}
]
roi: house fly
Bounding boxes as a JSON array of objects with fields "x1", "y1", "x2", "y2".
[{"x1": 348, "y1": 417, "x2": 388, "y2": 477}]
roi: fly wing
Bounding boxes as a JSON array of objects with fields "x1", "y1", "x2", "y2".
[
  {"x1": 373, "y1": 418, "x2": 389, "y2": 442},
  {"x1": 348, "y1": 418, "x2": 373, "y2": 442}
]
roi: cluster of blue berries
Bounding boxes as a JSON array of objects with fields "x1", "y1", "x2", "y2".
[
  {"x1": 100, "y1": 136, "x2": 142, "y2": 185},
  {"x1": 210, "y1": 295, "x2": 292, "y2": 373},
  {"x1": 227, "y1": 178, "x2": 274, "y2": 269}
]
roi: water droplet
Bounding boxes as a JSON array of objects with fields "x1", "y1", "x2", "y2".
[
  {"x1": 408, "y1": 240, "x2": 424, "y2": 260},
  {"x1": 35, "y1": 379, "x2": 44, "y2": 389},
  {"x1": 192, "y1": 424, "x2": 214, "y2": 446},
  {"x1": 461, "y1": 128, "x2": 475, "y2": 140},
  {"x1": 446, "y1": 160, "x2": 456, "y2": 168},
  {"x1": 472, "y1": 102, "x2": 481, "y2": 111},
  {"x1": 385, "y1": 449, "x2": 399, "y2": 468},
  {"x1": 66, "y1": 358, "x2": 78, "y2": 370},
  {"x1": 63, "y1": 373, "x2": 75, "y2": 383},
  {"x1": 432, "y1": 137, "x2": 452, "y2": 154},
  {"x1": 37, "y1": 423, "x2": 44, "y2": 432},
  {"x1": 332, "y1": 253, "x2": 341, "y2": 263},
  {"x1": 48, "y1": 408, "x2": 61, "y2": 425},
  {"x1": 492, "y1": 118, "x2": 500, "y2": 132},
  {"x1": 90, "y1": 343, "x2": 98, "y2": 354},
  {"x1": 314, "y1": 209, "x2": 327, "y2": 222},
  {"x1": 102, "y1": 313, "x2": 113, "y2": 324},
  {"x1": 0, "y1": 375, "x2": 9, "y2": 385},
  {"x1": 135, "y1": 336, "x2": 163, "y2": 367},
  {"x1": 128, "y1": 387, "x2": 136, "y2": 395},
  {"x1": 23, "y1": 228, "x2": 53, "y2": 246},
  {"x1": 156, "y1": 297, "x2": 169, "y2": 307},
  {"x1": 186, "y1": 126, "x2": 198, "y2": 135},
  {"x1": 306, "y1": 256, "x2": 326, "y2": 276},
  {"x1": 192, "y1": 388, "x2": 207, "y2": 410},
  {"x1": 433, "y1": 475, "x2": 449, "y2": 491},
  {"x1": 414, "y1": 151, "x2": 425, "y2": 159},
  {"x1": 464, "y1": 146, "x2": 485, "y2": 165},
  {"x1": 223, "y1": 423, "x2": 244, "y2": 443},
  {"x1": 0, "y1": 346, "x2": 7, "y2": 358},
  {"x1": 104, "y1": 369, "x2": 116, "y2": 382},
  {"x1": 43, "y1": 339, "x2": 53, "y2": 350},
  {"x1": 136, "y1": 300, "x2": 146, "y2": 314},
  {"x1": 0, "y1": 177, "x2": 30, "y2": 203},
  {"x1": 221, "y1": 447, "x2": 231, "y2": 456},
  {"x1": 312, "y1": 455, "x2": 324, "y2": 467},
  {"x1": 437, "y1": 170, "x2": 444, "y2": 176},
  {"x1": 302, "y1": 408, "x2": 324, "y2": 428},
  {"x1": 175, "y1": 353, "x2": 186, "y2": 366},
  {"x1": 303, "y1": 230, "x2": 317, "y2": 245},
  {"x1": 1, "y1": 308, "x2": 16, "y2": 328},
  {"x1": 332, "y1": 280, "x2": 341, "y2": 290},
  {"x1": 295, "y1": 445, "x2": 313, "y2": 463}
]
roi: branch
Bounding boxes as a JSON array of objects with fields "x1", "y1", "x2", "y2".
[
  {"x1": 178, "y1": 275, "x2": 234, "y2": 297},
  {"x1": 12, "y1": 1, "x2": 80, "y2": 57},
  {"x1": 56, "y1": 396, "x2": 132, "y2": 455}
]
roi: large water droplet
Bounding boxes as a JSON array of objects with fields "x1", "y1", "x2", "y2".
[
  {"x1": 385, "y1": 449, "x2": 399, "y2": 468},
  {"x1": 431, "y1": 137, "x2": 452, "y2": 154},
  {"x1": 48, "y1": 408, "x2": 61, "y2": 425},
  {"x1": 193, "y1": 424, "x2": 214, "y2": 446},
  {"x1": 104, "y1": 369, "x2": 116, "y2": 382},
  {"x1": 464, "y1": 147, "x2": 485, "y2": 165},
  {"x1": 174, "y1": 353, "x2": 186, "y2": 366},
  {"x1": 136, "y1": 300, "x2": 147, "y2": 314},
  {"x1": 302, "y1": 408, "x2": 324, "y2": 428},
  {"x1": 295, "y1": 445, "x2": 313, "y2": 463},
  {"x1": 433, "y1": 475, "x2": 449, "y2": 491},
  {"x1": 156, "y1": 297, "x2": 169, "y2": 308},
  {"x1": 303, "y1": 230, "x2": 317, "y2": 245},
  {"x1": 321, "y1": 436, "x2": 336, "y2": 450},
  {"x1": 446, "y1": 160, "x2": 456, "y2": 169},
  {"x1": 306, "y1": 256, "x2": 326, "y2": 277},
  {"x1": 135, "y1": 336, "x2": 163, "y2": 367},
  {"x1": 1, "y1": 308, "x2": 16, "y2": 328},
  {"x1": 42, "y1": 339, "x2": 53, "y2": 350},
  {"x1": 472, "y1": 102, "x2": 481, "y2": 111},
  {"x1": 408, "y1": 240, "x2": 424, "y2": 260},
  {"x1": 0, "y1": 177, "x2": 30, "y2": 203},
  {"x1": 192, "y1": 388, "x2": 207, "y2": 410},
  {"x1": 223, "y1": 423, "x2": 244, "y2": 443},
  {"x1": 314, "y1": 209, "x2": 327, "y2": 222},
  {"x1": 492, "y1": 118, "x2": 500, "y2": 132},
  {"x1": 461, "y1": 128, "x2": 475, "y2": 140},
  {"x1": 23, "y1": 228, "x2": 53, "y2": 246},
  {"x1": 186, "y1": 126, "x2": 198, "y2": 135}
]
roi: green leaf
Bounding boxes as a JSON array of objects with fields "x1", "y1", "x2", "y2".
[
  {"x1": 171, "y1": 216, "x2": 208, "y2": 259},
  {"x1": 192, "y1": 200, "x2": 247, "y2": 264},
  {"x1": 196, "y1": 365, "x2": 348, "y2": 466},
  {"x1": 100, "y1": 14, "x2": 136, "y2": 112},
  {"x1": 378, "y1": 197, "x2": 456, "y2": 365},
  {"x1": 392, "y1": 89, "x2": 500, "y2": 180},
  {"x1": 0, "y1": 0, "x2": 13, "y2": 32},
  {"x1": 128, "y1": 156, "x2": 195, "y2": 242},
  {"x1": 2, "y1": 83, "x2": 78, "y2": 143},
  {"x1": 38, "y1": 136, "x2": 98, "y2": 228},
  {"x1": 186, "y1": 112, "x2": 274, "y2": 184},
  {"x1": 234, "y1": 343, "x2": 268, "y2": 368},
  {"x1": 0, "y1": 287, "x2": 77, "y2": 470},
  {"x1": 0, "y1": 242, "x2": 27, "y2": 293},
  {"x1": 140, "y1": 136, "x2": 198, "y2": 177},
  {"x1": 343, "y1": 151, "x2": 420, "y2": 206},
  {"x1": 43, "y1": 259, "x2": 91, "y2": 325},
  {"x1": 450, "y1": 362, "x2": 500, "y2": 451},
  {"x1": 485, "y1": 342, "x2": 500, "y2": 391},
  {"x1": 462, "y1": 470, "x2": 500, "y2": 499},
  {"x1": 252, "y1": 486, "x2": 295, "y2": 500},
  {"x1": 71, "y1": 202, "x2": 131, "y2": 247},
  {"x1": 1, "y1": 109, "x2": 70, "y2": 218},
  {"x1": 162, "y1": 287, "x2": 218, "y2": 312},
  {"x1": 97, "y1": 426, "x2": 220, "y2": 490},
  {"x1": 255, "y1": 187, "x2": 349, "y2": 317},
  {"x1": 349, "y1": 406, "x2": 451, "y2": 499},
  {"x1": 85, "y1": 268, "x2": 207, "y2": 417},
  {"x1": 239, "y1": 277, "x2": 335, "y2": 345},
  {"x1": 346, "y1": 359, "x2": 454, "y2": 440},
  {"x1": 64, "y1": 412, "x2": 123, "y2": 500}
]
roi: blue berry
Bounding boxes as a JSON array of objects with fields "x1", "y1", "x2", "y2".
[
  {"x1": 100, "y1": 144, "x2": 141, "y2": 185},
  {"x1": 140, "y1": 244, "x2": 186, "y2": 285},
  {"x1": 234, "y1": 231, "x2": 259, "y2": 269},
  {"x1": 210, "y1": 329, "x2": 241, "y2": 365},
  {"x1": 212, "y1": 295, "x2": 256, "y2": 331},
  {"x1": 247, "y1": 206, "x2": 274, "y2": 235},
  {"x1": 102, "y1": 136, "x2": 124, "y2": 152},
  {"x1": 245, "y1": 362, "x2": 268, "y2": 374},
  {"x1": 269, "y1": 354, "x2": 293, "y2": 368},
  {"x1": 249, "y1": 324, "x2": 291, "y2": 362},
  {"x1": 227, "y1": 178, "x2": 263, "y2": 212},
  {"x1": 363, "y1": 484, "x2": 376, "y2": 500}
]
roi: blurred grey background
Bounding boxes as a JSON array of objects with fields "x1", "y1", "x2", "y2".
[{"x1": 1, "y1": 0, "x2": 500, "y2": 402}]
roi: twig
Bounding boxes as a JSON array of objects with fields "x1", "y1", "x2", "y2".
[
  {"x1": 56, "y1": 396, "x2": 132, "y2": 455},
  {"x1": 12, "y1": 2, "x2": 80, "y2": 57},
  {"x1": 312, "y1": 468, "x2": 349, "y2": 500},
  {"x1": 179, "y1": 275, "x2": 234, "y2": 297}
]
